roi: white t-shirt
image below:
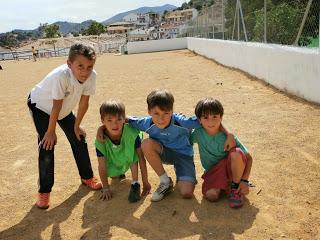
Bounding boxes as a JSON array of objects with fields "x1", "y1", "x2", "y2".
[{"x1": 30, "y1": 64, "x2": 96, "y2": 120}]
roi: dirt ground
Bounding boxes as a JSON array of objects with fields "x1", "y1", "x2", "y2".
[{"x1": 0, "y1": 50, "x2": 319, "y2": 240}]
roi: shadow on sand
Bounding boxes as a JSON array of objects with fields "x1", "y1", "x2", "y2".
[
  {"x1": 0, "y1": 185, "x2": 90, "y2": 240},
  {"x1": 81, "y1": 183, "x2": 259, "y2": 240}
]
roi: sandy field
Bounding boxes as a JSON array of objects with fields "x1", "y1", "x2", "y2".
[{"x1": 0, "y1": 50, "x2": 319, "y2": 240}]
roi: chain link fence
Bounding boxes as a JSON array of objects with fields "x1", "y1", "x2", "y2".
[{"x1": 180, "y1": 0, "x2": 319, "y2": 48}]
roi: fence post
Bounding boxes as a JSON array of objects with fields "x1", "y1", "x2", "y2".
[
  {"x1": 222, "y1": 0, "x2": 225, "y2": 40},
  {"x1": 264, "y1": 0, "x2": 267, "y2": 43},
  {"x1": 239, "y1": 0, "x2": 248, "y2": 41},
  {"x1": 294, "y1": 0, "x2": 313, "y2": 45}
]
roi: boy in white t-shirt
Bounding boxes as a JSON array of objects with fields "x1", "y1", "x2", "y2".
[{"x1": 27, "y1": 43, "x2": 102, "y2": 209}]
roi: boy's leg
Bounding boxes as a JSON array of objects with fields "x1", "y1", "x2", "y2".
[
  {"x1": 128, "y1": 162, "x2": 141, "y2": 203},
  {"x1": 58, "y1": 113, "x2": 98, "y2": 184},
  {"x1": 58, "y1": 112, "x2": 94, "y2": 180},
  {"x1": 141, "y1": 139, "x2": 173, "y2": 201},
  {"x1": 27, "y1": 97, "x2": 54, "y2": 193},
  {"x1": 229, "y1": 151, "x2": 246, "y2": 184},
  {"x1": 141, "y1": 138, "x2": 165, "y2": 176},
  {"x1": 201, "y1": 158, "x2": 229, "y2": 201},
  {"x1": 205, "y1": 189, "x2": 221, "y2": 201},
  {"x1": 130, "y1": 162, "x2": 139, "y2": 182},
  {"x1": 176, "y1": 181, "x2": 195, "y2": 199},
  {"x1": 173, "y1": 152, "x2": 196, "y2": 199},
  {"x1": 227, "y1": 148, "x2": 248, "y2": 208}
]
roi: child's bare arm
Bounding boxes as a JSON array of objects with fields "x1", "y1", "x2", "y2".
[
  {"x1": 219, "y1": 123, "x2": 236, "y2": 151},
  {"x1": 137, "y1": 147, "x2": 151, "y2": 195},
  {"x1": 98, "y1": 156, "x2": 112, "y2": 200},
  {"x1": 74, "y1": 95, "x2": 90, "y2": 140},
  {"x1": 42, "y1": 99, "x2": 63, "y2": 150},
  {"x1": 96, "y1": 125, "x2": 106, "y2": 142}
]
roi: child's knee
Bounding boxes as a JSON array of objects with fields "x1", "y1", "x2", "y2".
[
  {"x1": 205, "y1": 189, "x2": 220, "y2": 201},
  {"x1": 178, "y1": 182, "x2": 194, "y2": 199},
  {"x1": 180, "y1": 189, "x2": 194, "y2": 199},
  {"x1": 230, "y1": 151, "x2": 242, "y2": 161},
  {"x1": 141, "y1": 139, "x2": 159, "y2": 152}
]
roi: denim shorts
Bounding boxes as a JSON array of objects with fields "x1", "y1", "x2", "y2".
[{"x1": 160, "y1": 146, "x2": 196, "y2": 184}]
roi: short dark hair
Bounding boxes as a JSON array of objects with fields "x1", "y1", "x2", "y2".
[
  {"x1": 68, "y1": 43, "x2": 96, "y2": 62},
  {"x1": 147, "y1": 89, "x2": 174, "y2": 111},
  {"x1": 99, "y1": 99, "x2": 125, "y2": 119},
  {"x1": 195, "y1": 97, "x2": 224, "y2": 119}
]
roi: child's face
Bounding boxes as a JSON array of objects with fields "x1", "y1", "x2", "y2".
[
  {"x1": 148, "y1": 106, "x2": 173, "y2": 129},
  {"x1": 101, "y1": 114, "x2": 125, "y2": 138},
  {"x1": 67, "y1": 55, "x2": 95, "y2": 83},
  {"x1": 200, "y1": 113, "x2": 222, "y2": 135}
]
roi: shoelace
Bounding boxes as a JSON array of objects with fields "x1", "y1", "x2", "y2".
[{"x1": 156, "y1": 182, "x2": 169, "y2": 193}]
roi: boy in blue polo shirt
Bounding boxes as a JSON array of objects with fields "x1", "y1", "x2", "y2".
[{"x1": 127, "y1": 89, "x2": 235, "y2": 201}]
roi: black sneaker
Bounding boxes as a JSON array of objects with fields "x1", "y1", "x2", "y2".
[{"x1": 128, "y1": 182, "x2": 141, "y2": 203}]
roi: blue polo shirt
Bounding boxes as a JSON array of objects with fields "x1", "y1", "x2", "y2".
[{"x1": 128, "y1": 113, "x2": 201, "y2": 156}]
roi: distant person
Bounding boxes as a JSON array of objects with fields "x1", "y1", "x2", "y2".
[
  {"x1": 0, "y1": 65, "x2": 2, "y2": 70},
  {"x1": 31, "y1": 46, "x2": 37, "y2": 61},
  {"x1": 27, "y1": 43, "x2": 102, "y2": 209},
  {"x1": 191, "y1": 97, "x2": 253, "y2": 208},
  {"x1": 95, "y1": 99, "x2": 151, "y2": 202}
]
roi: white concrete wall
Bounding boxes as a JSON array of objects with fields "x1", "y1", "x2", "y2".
[
  {"x1": 127, "y1": 38, "x2": 188, "y2": 54},
  {"x1": 188, "y1": 38, "x2": 320, "y2": 104}
]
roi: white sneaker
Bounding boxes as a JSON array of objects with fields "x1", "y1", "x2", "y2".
[{"x1": 151, "y1": 177, "x2": 173, "y2": 202}]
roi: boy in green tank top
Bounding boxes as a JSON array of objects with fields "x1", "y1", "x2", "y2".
[{"x1": 95, "y1": 99, "x2": 151, "y2": 202}]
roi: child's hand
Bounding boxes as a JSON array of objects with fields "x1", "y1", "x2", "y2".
[
  {"x1": 224, "y1": 133, "x2": 236, "y2": 151},
  {"x1": 142, "y1": 181, "x2": 151, "y2": 196},
  {"x1": 237, "y1": 181, "x2": 250, "y2": 195},
  {"x1": 100, "y1": 187, "x2": 112, "y2": 201},
  {"x1": 42, "y1": 131, "x2": 57, "y2": 150},
  {"x1": 96, "y1": 125, "x2": 106, "y2": 142},
  {"x1": 74, "y1": 126, "x2": 86, "y2": 141}
]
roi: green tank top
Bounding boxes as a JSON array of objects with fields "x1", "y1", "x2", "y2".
[{"x1": 95, "y1": 124, "x2": 140, "y2": 177}]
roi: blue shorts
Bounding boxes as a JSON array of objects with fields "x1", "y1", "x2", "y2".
[{"x1": 160, "y1": 146, "x2": 196, "y2": 184}]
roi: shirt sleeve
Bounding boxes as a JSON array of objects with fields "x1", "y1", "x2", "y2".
[
  {"x1": 82, "y1": 71, "x2": 96, "y2": 96},
  {"x1": 95, "y1": 139, "x2": 107, "y2": 157},
  {"x1": 128, "y1": 116, "x2": 152, "y2": 131},
  {"x1": 52, "y1": 74, "x2": 67, "y2": 100},
  {"x1": 235, "y1": 136, "x2": 249, "y2": 154},
  {"x1": 96, "y1": 148, "x2": 104, "y2": 157},
  {"x1": 134, "y1": 135, "x2": 141, "y2": 149},
  {"x1": 190, "y1": 129, "x2": 198, "y2": 144},
  {"x1": 174, "y1": 113, "x2": 201, "y2": 129}
]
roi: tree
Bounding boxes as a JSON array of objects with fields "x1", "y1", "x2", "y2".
[
  {"x1": 43, "y1": 24, "x2": 60, "y2": 38},
  {"x1": 85, "y1": 21, "x2": 106, "y2": 36},
  {"x1": 41, "y1": 23, "x2": 61, "y2": 56}
]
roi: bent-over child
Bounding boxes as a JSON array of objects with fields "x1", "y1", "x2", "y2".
[
  {"x1": 191, "y1": 97, "x2": 253, "y2": 208},
  {"x1": 27, "y1": 43, "x2": 102, "y2": 209},
  {"x1": 95, "y1": 99, "x2": 151, "y2": 202}
]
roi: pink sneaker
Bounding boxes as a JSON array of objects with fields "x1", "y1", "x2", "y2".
[
  {"x1": 81, "y1": 177, "x2": 102, "y2": 190},
  {"x1": 229, "y1": 189, "x2": 243, "y2": 208},
  {"x1": 36, "y1": 193, "x2": 50, "y2": 209}
]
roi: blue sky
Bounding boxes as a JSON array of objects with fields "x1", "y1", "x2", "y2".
[{"x1": 1, "y1": 0, "x2": 187, "y2": 33}]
